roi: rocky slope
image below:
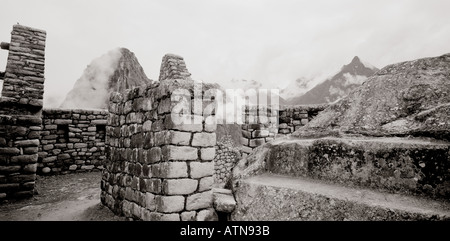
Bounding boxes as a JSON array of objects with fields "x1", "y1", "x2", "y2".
[
  {"x1": 287, "y1": 56, "x2": 378, "y2": 105},
  {"x1": 293, "y1": 53, "x2": 450, "y2": 141},
  {"x1": 60, "y1": 48, "x2": 151, "y2": 109}
]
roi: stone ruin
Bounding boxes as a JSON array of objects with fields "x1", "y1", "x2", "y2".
[
  {"x1": 0, "y1": 25, "x2": 46, "y2": 199},
  {"x1": 2, "y1": 24, "x2": 448, "y2": 221}
]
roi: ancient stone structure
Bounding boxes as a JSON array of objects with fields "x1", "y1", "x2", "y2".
[
  {"x1": 213, "y1": 135, "x2": 240, "y2": 186},
  {"x1": 38, "y1": 109, "x2": 108, "y2": 174},
  {"x1": 278, "y1": 105, "x2": 328, "y2": 134},
  {"x1": 101, "y1": 54, "x2": 218, "y2": 220},
  {"x1": 0, "y1": 25, "x2": 46, "y2": 200},
  {"x1": 240, "y1": 106, "x2": 278, "y2": 156},
  {"x1": 231, "y1": 53, "x2": 450, "y2": 221}
]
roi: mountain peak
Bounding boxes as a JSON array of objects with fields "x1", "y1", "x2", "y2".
[
  {"x1": 60, "y1": 48, "x2": 151, "y2": 109},
  {"x1": 351, "y1": 56, "x2": 361, "y2": 64}
]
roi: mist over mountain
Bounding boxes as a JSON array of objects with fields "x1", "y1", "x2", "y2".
[
  {"x1": 286, "y1": 56, "x2": 378, "y2": 105},
  {"x1": 60, "y1": 48, "x2": 151, "y2": 109},
  {"x1": 280, "y1": 77, "x2": 313, "y2": 100}
]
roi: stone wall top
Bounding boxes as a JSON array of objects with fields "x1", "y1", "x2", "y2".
[{"x1": 159, "y1": 54, "x2": 191, "y2": 81}]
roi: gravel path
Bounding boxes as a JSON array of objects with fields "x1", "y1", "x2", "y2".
[{"x1": 0, "y1": 171, "x2": 125, "y2": 221}]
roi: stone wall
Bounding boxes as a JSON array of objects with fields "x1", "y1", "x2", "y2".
[
  {"x1": 101, "y1": 54, "x2": 218, "y2": 221},
  {"x1": 0, "y1": 25, "x2": 46, "y2": 200},
  {"x1": 240, "y1": 106, "x2": 279, "y2": 156},
  {"x1": 278, "y1": 105, "x2": 328, "y2": 135},
  {"x1": 38, "y1": 109, "x2": 108, "y2": 174},
  {"x1": 213, "y1": 135, "x2": 240, "y2": 186}
]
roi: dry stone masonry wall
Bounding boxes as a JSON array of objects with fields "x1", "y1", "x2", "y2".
[
  {"x1": 240, "y1": 106, "x2": 279, "y2": 156},
  {"x1": 0, "y1": 25, "x2": 46, "y2": 200},
  {"x1": 38, "y1": 109, "x2": 108, "y2": 174},
  {"x1": 159, "y1": 54, "x2": 191, "y2": 81},
  {"x1": 101, "y1": 54, "x2": 218, "y2": 221},
  {"x1": 213, "y1": 135, "x2": 240, "y2": 186}
]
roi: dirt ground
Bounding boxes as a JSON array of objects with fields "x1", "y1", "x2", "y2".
[{"x1": 0, "y1": 171, "x2": 126, "y2": 221}]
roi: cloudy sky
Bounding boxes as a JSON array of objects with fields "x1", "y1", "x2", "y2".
[{"x1": 1, "y1": 0, "x2": 449, "y2": 107}]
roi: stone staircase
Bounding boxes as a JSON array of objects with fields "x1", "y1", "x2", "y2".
[{"x1": 231, "y1": 136, "x2": 450, "y2": 220}]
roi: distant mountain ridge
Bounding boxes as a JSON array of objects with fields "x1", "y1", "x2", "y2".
[
  {"x1": 286, "y1": 56, "x2": 378, "y2": 105},
  {"x1": 60, "y1": 48, "x2": 151, "y2": 109}
]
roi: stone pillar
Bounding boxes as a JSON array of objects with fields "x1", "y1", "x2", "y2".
[
  {"x1": 101, "y1": 54, "x2": 217, "y2": 221},
  {"x1": 0, "y1": 25, "x2": 46, "y2": 200}
]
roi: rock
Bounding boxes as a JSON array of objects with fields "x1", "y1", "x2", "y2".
[
  {"x1": 196, "y1": 208, "x2": 218, "y2": 221},
  {"x1": 186, "y1": 191, "x2": 213, "y2": 211},
  {"x1": 294, "y1": 53, "x2": 450, "y2": 141},
  {"x1": 42, "y1": 167, "x2": 51, "y2": 174},
  {"x1": 69, "y1": 165, "x2": 77, "y2": 171}
]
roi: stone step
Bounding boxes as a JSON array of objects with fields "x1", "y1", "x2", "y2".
[
  {"x1": 213, "y1": 188, "x2": 236, "y2": 213},
  {"x1": 264, "y1": 137, "x2": 450, "y2": 199},
  {"x1": 231, "y1": 173, "x2": 450, "y2": 221}
]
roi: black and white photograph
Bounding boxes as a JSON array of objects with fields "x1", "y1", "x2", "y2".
[{"x1": 0, "y1": 0, "x2": 449, "y2": 238}]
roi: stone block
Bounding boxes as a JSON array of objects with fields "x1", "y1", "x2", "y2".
[
  {"x1": 252, "y1": 130, "x2": 270, "y2": 138},
  {"x1": 147, "y1": 147, "x2": 161, "y2": 163},
  {"x1": 42, "y1": 167, "x2": 51, "y2": 173},
  {"x1": 181, "y1": 211, "x2": 196, "y2": 221},
  {"x1": 146, "y1": 192, "x2": 156, "y2": 211},
  {"x1": 213, "y1": 193, "x2": 236, "y2": 213},
  {"x1": 156, "y1": 195, "x2": 185, "y2": 213},
  {"x1": 241, "y1": 146, "x2": 253, "y2": 154},
  {"x1": 145, "y1": 179, "x2": 162, "y2": 194},
  {"x1": 162, "y1": 145, "x2": 197, "y2": 161},
  {"x1": 153, "y1": 162, "x2": 188, "y2": 178},
  {"x1": 0, "y1": 148, "x2": 20, "y2": 155},
  {"x1": 198, "y1": 176, "x2": 214, "y2": 192},
  {"x1": 57, "y1": 153, "x2": 71, "y2": 160},
  {"x1": 42, "y1": 156, "x2": 57, "y2": 163},
  {"x1": 15, "y1": 139, "x2": 40, "y2": 147},
  {"x1": 143, "y1": 120, "x2": 153, "y2": 131},
  {"x1": 11, "y1": 154, "x2": 38, "y2": 164},
  {"x1": 192, "y1": 133, "x2": 216, "y2": 147},
  {"x1": 242, "y1": 130, "x2": 252, "y2": 139},
  {"x1": 249, "y1": 138, "x2": 266, "y2": 147},
  {"x1": 190, "y1": 162, "x2": 214, "y2": 178},
  {"x1": 165, "y1": 115, "x2": 203, "y2": 132},
  {"x1": 69, "y1": 165, "x2": 77, "y2": 171},
  {"x1": 240, "y1": 137, "x2": 249, "y2": 146},
  {"x1": 163, "y1": 179, "x2": 198, "y2": 195},
  {"x1": 186, "y1": 191, "x2": 213, "y2": 211},
  {"x1": 81, "y1": 165, "x2": 95, "y2": 170},
  {"x1": 23, "y1": 163, "x2": 37, "y2": 173},
  {"x1": 160, "y1": 213, "x2": 181, "y2": 221},
  {"x1": 54, "y1": 119, "x2": 72, "y2": 125},
  {"x1": 196, "y1": 208, "x2": 218, "y2": 221},
  {"x1": 0, "y1": 165, "x2": 21, "y2": 173},
  {"x1": 201, "y1": 148, "x2": 215, "y2": 161},
  {"x1": 169, "y1": 131, "x2": 191, "y2": 145}
]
